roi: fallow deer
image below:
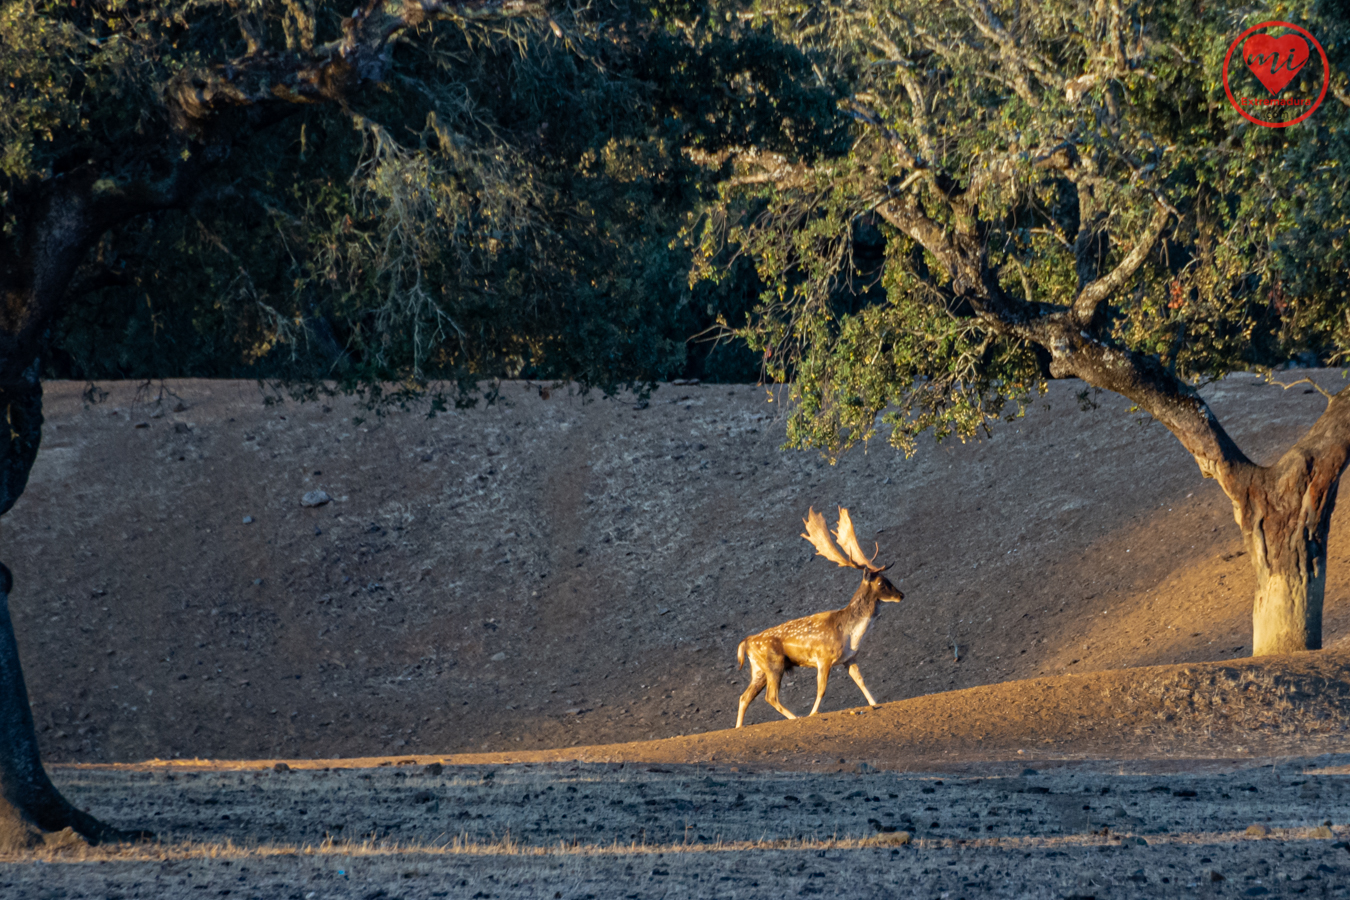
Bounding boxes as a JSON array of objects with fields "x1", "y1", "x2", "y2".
[{"x1": 735, "y1": 507, "x2": 904, "y2": 728}]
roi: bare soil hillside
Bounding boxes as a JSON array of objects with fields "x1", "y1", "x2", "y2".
[{"x1": 4, "y1": 373, "x2": 1349, "y2": 764}]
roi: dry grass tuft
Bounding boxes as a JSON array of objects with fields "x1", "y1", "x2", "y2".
[{"x1": 7, "y1": 823, "x2": 1348, "y2": 866}]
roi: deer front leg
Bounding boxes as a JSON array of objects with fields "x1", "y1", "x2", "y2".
[
  {"x1": 847, "y1": 663, "x2": 879, "y2": 708},
  {"x1": 808, "y1": 664, "x2": 830, "y2": 715},
  {"x1": 763, "y1": 670, "x2": 797, "y2": 721}
]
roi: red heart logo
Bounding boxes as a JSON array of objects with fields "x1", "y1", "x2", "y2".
[{"x1": 1243, "y1": 33, "x2": 1309, "y2": 96}]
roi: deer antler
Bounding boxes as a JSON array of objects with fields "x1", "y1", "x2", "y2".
[
  {"x1": 832, "y1": 507, "x2": 875, "y2": 569},
  {"x1": 803, "y1": 507, "x2": 883, "y2": 571},
  {"x1": 801, "y1": 507, "x2": 857, "y2": 568}
]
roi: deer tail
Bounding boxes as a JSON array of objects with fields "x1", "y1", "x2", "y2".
[{"x1": 737, "y1": 639, "x2": 747, "y2": 670}]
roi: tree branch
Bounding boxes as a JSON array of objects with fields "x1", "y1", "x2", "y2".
[
  {"x1": 1270, "y1": 375, "x2": 1335, "y2": 401},
  {"x1": 167, "y1": 0, "x2": 551, "y2": 135},
  {"x1": 955, "y1": 0, "x2": 1057, "y2": 106},
  {"x1": 1071, "y1": 202, "x2": 1171, "y2": 326},
  {"x1": 875, "y1": 195, "x2": 955, "y2": 275},
  {"x1": 1274, "y1": 386, "x2": 1350, "y2": 483},
  {"x1": 877, "y1": 193, "x2": 1039, "y2": 327},
  {"x1": 841, "y1": 100, "x2": 928, "y2": 172},
  {"x1": 1038, "y1": 326, "x2": 1253, "y2": 483},
  {"x1": 688, "y1": 148, "x2": 816, "y2": 191}
]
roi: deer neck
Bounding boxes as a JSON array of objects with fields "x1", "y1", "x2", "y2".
[
  {"x1": 834, "y1": 583, "x2": 880, "y2": 658},
  {"x1": 841, "y1": 583, "x2": 881, "y2": 628}
]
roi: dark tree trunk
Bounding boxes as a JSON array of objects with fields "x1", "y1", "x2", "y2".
[
  {"x1": 0, "y1": 166, "x2": 166, "y2": 849},
  {"x1": 0, "y1": 376, "x2": 143, "y2": 850},
  {"x1": 0, "y1": 566, "x2": 139, "y2": 850}
]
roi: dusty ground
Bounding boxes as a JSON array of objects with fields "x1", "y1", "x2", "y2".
[
  {"x1": 6, "y1": 373, "x2": 1350, "y2": 895},
  {"x1": 4, "y1": 373, "x2": 1350, "y2": 762},
  {"x1": 6, "y1": 757, "x2": 1350, "y2": 898}
]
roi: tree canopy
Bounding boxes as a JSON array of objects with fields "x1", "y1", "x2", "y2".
[
  {"x1": 0, "y1": 0, "x2": 850, "y2": 849},
  {"x1": 693, "y1": 0, "x2": 1350, "y2": 660},
  {"x1": 6, "y1": 0, "x2": 1350, "y2": 851},
  {"x1": 2, "y1": 0, "x2": 846, "y2": 400},
  {"x1": 698, "y1": 0, "x2": 1350, "y2": 457}
]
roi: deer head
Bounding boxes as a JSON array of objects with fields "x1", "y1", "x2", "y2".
[
  {"x1": 801, "y1": 507, "x2": 903, "y2": 602},
  {"x1": 858, "y1": 566, "x2": 904, "y2": 603}
]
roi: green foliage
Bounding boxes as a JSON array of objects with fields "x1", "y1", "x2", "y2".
[
  {"x1": 3, "y1": 1, "x2": 843, "y2": 398},
  {"x1": 697, "y1": 0, "x2": 1350, "y2": 458}
]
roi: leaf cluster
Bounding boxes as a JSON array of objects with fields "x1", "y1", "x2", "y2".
[
  {"x1": 5, "y1": 1, "x2": 838, "y2": 401},
  {"x1": 696, "y1": 0, "x2": 1350, "y2": 458}
]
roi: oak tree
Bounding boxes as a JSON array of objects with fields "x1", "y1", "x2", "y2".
[
  {"x1": 699, "y1": 0, "x2": 1350, "y2": 658},
  {"x1": 1, "y1": 0, "x2": 570, "y2": 851},
  {"x1": 0, "y1": 0, "x2": 827, "y2": 849}
]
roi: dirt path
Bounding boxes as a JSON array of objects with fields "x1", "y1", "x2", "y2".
[
  {"x1": 68, "y1": 646, "x2": 1343, "y2": 776},
  {"x1": 14, "y1": 645, "x2": 1348, "y2": 897}
]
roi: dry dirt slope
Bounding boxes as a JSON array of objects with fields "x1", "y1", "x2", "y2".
[{"x1": 3, "y1": 373, "x2": 1350, "y2": 764}]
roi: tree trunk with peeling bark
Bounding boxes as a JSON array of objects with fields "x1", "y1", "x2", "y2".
[
  {"x1": 1051, "y1": 336, "x2": 1350, "y2": 659},
  {"x1": 1243, "y1": 477, "x2": 1332, "y2": 656},
  {"x1": 1222, "y1": 397, "x2": 1350, "y2": 656}
]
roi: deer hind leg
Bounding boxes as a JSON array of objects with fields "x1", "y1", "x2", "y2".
[
  {"x1": 736, "y1": 666, "x2": 767, "y2": 729},
  {"x1": 808, "y1": 664, "x2": 830, "y2": 716},
  {"x1": 762, "y1": 662, "x2": 796, "y2": 721},
  {"x1": 847, "y1": 662, "x2": 879, "y2": 708}
]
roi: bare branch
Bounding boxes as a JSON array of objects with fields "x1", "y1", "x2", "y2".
[
  {"x1": 282, "y1": 0, "x2": 318, "y2": 53},
  {"x1": 689, "y1": 148, "x2": 817, "y2": 191},
  {"x1": 1269, "y1": 375, "x2": 1335, "y2": 401},
  {"x1": 841, "y1": 100, "x2": 927, "y2": 172},
  {"x1": 875, "y1": 194, "x2": 952, "y2": 265},
  {"x1": 1102, "y1": 0, "x2": 1128, "y2": 67},
  {"x1": 230, "y1": 1, "x2": 267, "y2": 56},
  {"x1": 955, "y1": 0, "x2": 1058, "y2": 105},
  {"x1": 895, "y1": 70, "x2": 935, "y2": 161},
  {"x1": 1030, "y1": 226, "x2": 1073, "y2": 250}
]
